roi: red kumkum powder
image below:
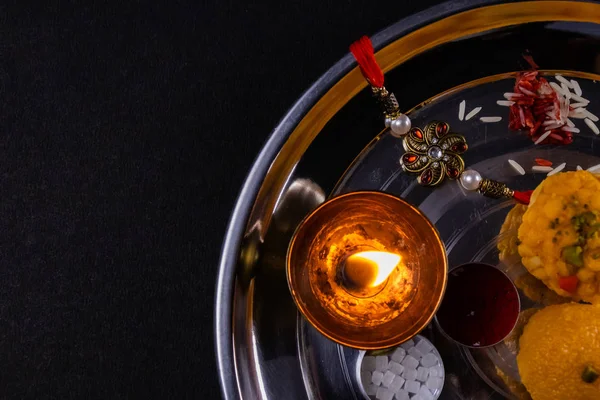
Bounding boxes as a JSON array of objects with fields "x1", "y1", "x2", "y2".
[{"x1": 436, "y1": 263, "x2": 520, "y2": 347}]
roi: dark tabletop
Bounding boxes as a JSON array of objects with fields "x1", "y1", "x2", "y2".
[{"x1": 1, "y1": 1, "x2": 440, "y2": 398}]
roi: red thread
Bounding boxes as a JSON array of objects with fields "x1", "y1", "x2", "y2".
[
  {"x1": 513, "y1": 190, "x2": 533, "y2": 205},
  {"x1": 349, "y1": 36, "x2": 384, "y2": 88},
  {"x1": 535, "y1": 158, "x2": 553, "y2": 167},
  {"x1": 523, "y1": 53, "x2": 539, "y2": 70}
]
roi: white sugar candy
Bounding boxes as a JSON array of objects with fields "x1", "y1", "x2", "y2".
[
  {"x1": 415, "y1": 339, "x2": 433, "y2": 355},
  {"x1": 400, "y1": 339, "x2": 414, "y2": 350},
  {"x1": 429, "y1": 365, "x2": 444, "y2": 378},
  {"x1": 402, "y1": 368, "x2": 417, "y2": 381},
  {"x1": 363, "y1": 356, "x2": 377, "y2": 371},
  {"x1": 366, "y1": 383, "x2": 378, "y2": 396},
  {"x1": 376, "y1": 386, "x2": 394, "y2": 400},
  {"x1": 418, "y1": 386, "x2": 434, "y2": 400},
  {"x1": 426, "y1": 376, "x2": 443, "y2": 391},
  {"x1": 372, "y1": 370, "x2": 384, "y2": 386},
  {"x1": 382, "y1": 371, "x2": 396, "y2": 388},
  {"x1": 390, "y1": 347, "x2": 406, "y2": 363},
  {"x1": 361, "y1": 370, "x2": 371, "y2": 384},
  {"x1": 405, "y1": 380, "x2": 421, "y2": 394},
  {"x1": 401, "y1": 355, "x2": 419, "y2": 370},
  {"x1": 389, "y1": 375, "x2": 405, "y2": 393},
  {"x1": 395, "y1": 389, "x2": 410, "y2": 400},
  {"x1": 416, "y1": 367, "x2": 429, "y2": 382},
  {"x1": 408, "y1": 346, "x2": 423, "y2": 360},
  {"x1": 420, "y1": 353, "x2": 438, "y2": 368},
  {"x1": 387, "y1": 361, "x2": 404, "y2": 376},
  {"x1": 376, "y1": 355, "x2": 389, "y2": 372}
]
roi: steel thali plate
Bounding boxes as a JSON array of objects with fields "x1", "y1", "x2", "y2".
[{"x1": 215, "y1": 1, "x2": 600, "y2": 399}]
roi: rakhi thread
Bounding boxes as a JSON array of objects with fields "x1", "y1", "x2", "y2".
[
  {"x1": 350, "y1": 36, "x2": 411, "y2": 137},
  {"x1": 350, "y1": 36, "x2": 533, "y2": 205}
]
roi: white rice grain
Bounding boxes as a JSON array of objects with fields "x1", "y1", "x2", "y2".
[
  {"x1": 534, "y1": 130, "x2": 553, "y2": 144},
  {"x1": 561, "y1": 82, "x2": 572, "y2": 99},
  {"x1": 561, "y1": 104, "x2": 570, "y2": 123},
  {"x1": 496, "y1": 100, "x2": 514, "y2": 106},
  {"x1": 504, "y1": 92, "x2": 523, "y2": 99},
  {"x1": 519, "y1": 86, "x2": 537, "y2": 97},
  {"x1": 458, "y1": 100, "x2": 466, "y2": 121},
  {"x1": 569, "y1": 93, "x2": 589, "y2": 104},
  {"x1": 547, "y1": 162, "x2": 566, "y2": 176},
  {"x1": 508, "y1": 159, "x2": 526, "y2": 175},
  {"x1": 569, "y1": 102, "x2": 588, "y2": 109},
  {"x1": 577, "y1": 165, "x2": 583, "y2": 171},
  {"x1": 465, "y1": 106, "x2": 482, "y2": 120},
  {"x1": 583, "y1": 109, "x2": 599, "y2": 122},
  {"x1": 569, "y1": 109, "x2": 587, "y2": 119},
  {"x1": 571, "y1": 79, "x2": 583, "y2": 96},
  {"x1": 585, "y1": 118, "x2": 600, "y2": 135},
  {"x1": 544, "y1": 122, "x2": 563, "y2": 130},
  {"x1": 549, "y1": 81, "x2": 565, "y2": 96},
  {"x1": 566, "y1": 118, "x2": 575, "y2": 127},
  {"x1": 480, "y1": 116, "x2": 502, "y2": 123},
  {"x1": 555, "y1": 75, "x2": 573, "y2": 88},
  {"x1": 561, "y1": 126, "x2": 580, "y2": 133},
  {"x1": 587, "y1": 164, "x2": 600, "y2": 173},
  {"x1": 532, "y1": 166, "x2": 553, "y2": 173}
]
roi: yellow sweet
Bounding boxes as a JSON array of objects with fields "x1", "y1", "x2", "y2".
[
  {"x1": 498, "y1": 205, "x2": 570, "y2": 306},
  {"x1": 518, "y1": 303, "x2": 600, "y2": 400},
  {"x1": 518, "y1": 171, "x2": 600, "y2": 303}
]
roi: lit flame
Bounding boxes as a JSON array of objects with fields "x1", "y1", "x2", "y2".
[{"x1": 344, "y1": 251, "x2": 401, "y2": 288}]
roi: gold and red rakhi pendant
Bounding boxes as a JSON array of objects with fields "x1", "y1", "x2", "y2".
[
  {"x1": 400, "y1": 121, "x2": 467, "y2": 187},
  {"x1": 349, "y1": 35, "x2": 533, "y2": 205}
]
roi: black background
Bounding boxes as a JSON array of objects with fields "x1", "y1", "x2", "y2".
[{"x1": 0, "y1": 1, "x2": 440, "y2": 398}]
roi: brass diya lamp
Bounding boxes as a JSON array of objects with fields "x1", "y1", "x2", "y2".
[{"x1": 287, "y1": 191, "x2": 447, "y2": 349}]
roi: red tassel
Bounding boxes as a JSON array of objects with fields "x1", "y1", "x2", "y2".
[
  {"x1": 523, "y1": 52, "x2": 539, "y2": 70},
  {"x1": 513, "y1": 190, "x2": 533, "y2": 205},
  {"x1": 350, "y1": 36, "x2": 384, "y2": 88}
]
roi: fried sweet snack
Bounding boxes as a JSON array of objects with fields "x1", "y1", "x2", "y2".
[{"x1": 518, "y1": 171, "x2": 600, "y2": 303}]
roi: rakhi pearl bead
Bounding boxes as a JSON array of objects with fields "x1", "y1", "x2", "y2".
[
  {"x1": 460, "y1": 169, "x2": 482, "y2": 191},
  {"x1": 384, "y1": 117, "x2": 392, "y2": 128},
  {"x1": 390, "y1": 114, "x2": 411, "y2": 137}
]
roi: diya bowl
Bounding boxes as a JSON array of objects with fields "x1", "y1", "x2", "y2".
[
  {"x1": 215, "y1": 1, "x2": 600, "y2": 399},
  {"x1": 287, "y1": 191, "x2": 447, "y2": 349}
]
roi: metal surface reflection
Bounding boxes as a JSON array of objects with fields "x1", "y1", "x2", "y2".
[{"x1": 233, "y1": 178, "x2": 325, "y2": 399}]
